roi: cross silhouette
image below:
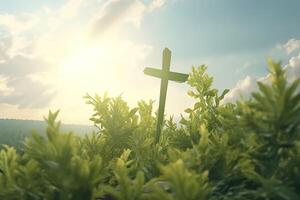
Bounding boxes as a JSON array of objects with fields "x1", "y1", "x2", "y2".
[{"x1": 144, "y1": 48, "x2": 189, "y2": 143}]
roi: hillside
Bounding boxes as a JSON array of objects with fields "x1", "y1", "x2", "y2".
[{"x1": 0, "y1": 119, "x2": 97, "y2": 149}]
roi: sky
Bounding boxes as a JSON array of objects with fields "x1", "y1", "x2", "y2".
[{"x1": 0, "y1": 0, "x2": 300, "y2": 124}]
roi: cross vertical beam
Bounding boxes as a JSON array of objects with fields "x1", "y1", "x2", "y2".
[{"x1": 155, "y1": 48, "x2": 171, "y2": 143}]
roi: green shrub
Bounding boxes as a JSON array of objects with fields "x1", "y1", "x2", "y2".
[{"x1": 0, "y1": 60, "x2": 299, "y2": 199}]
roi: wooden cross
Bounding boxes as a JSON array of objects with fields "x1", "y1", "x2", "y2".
[{"x1": 144, "y1": 48, "x2": 189, "y2": 143}]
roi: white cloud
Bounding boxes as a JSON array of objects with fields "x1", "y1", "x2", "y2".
[
  {"x1": 0, "y1": 38, "x2": 61, "y2": 108},
  {"x1": 0, "y1": 76, "x2": 14, "y2": 96},
  {"x1": 91, "y1": 0, "x2": 168, "y2": 35},
  {"x1": 149, "y1": 0, "x2": 167, "y2": 11},
  {"x1": 0, "y1": 73, "x2": 56, "y2": 109},
  {"x1": 58, "y1": 0, "x2": 85, "y2": 19},
  {"x1": 0, "y1": 13, "x2": 38, "y2": 36},
  {"x1": 285, "y1": 53, "x2": 300, "y2": 82},
  {"x1": 278, "y1": 38, "x2": 300, "y2": 54},
  {"x1": 0, "y1": 33, "x2": 11, "y2": 63},
  {"x1": 92, "y1": 0, "x2": 147, "y2": 35},
  {"x1": 223, "y1": 76, "x2": 257, "y2": 102}
]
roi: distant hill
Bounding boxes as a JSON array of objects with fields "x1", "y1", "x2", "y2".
[{"x1": 0, "y1": 119, "x2": 97, "y2": 150}]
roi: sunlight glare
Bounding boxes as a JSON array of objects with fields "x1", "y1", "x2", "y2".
[
  {"x1": 60, "y1": 46, "x2": 105, "y2": 76},
  {"x1": 58, "y1": 43, "x2": 120, "y2": 93}
]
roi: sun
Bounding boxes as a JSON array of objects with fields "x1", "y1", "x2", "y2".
[
  {"x1": 60, "y1": 46, "x2": 105, "y2": 76},
  {"x1": 57, "y1": 42, "x2": 122, "y2": 97}
]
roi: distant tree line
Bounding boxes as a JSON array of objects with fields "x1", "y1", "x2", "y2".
[{"x1": 0, "y1": 119, "x2": 96, "y2": 151}]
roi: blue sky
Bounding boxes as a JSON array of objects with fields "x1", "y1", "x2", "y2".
[
  {"x1": 0, "y1": 0, "x2": 299, "y2": 123},
  {"x1": 136, "y1": 0, "x2": 300, "y2": 87}
]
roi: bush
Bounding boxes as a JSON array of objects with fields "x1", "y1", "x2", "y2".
[{"x1": 0, "y1": 60, "x2": 299, "y2": 199}]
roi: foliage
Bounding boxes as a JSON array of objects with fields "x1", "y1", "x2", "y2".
[{"x1": 0, "y1": 60, "x2": 299, "y2": 199}]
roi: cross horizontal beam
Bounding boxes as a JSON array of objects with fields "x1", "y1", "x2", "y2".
[{"x1": 144, "y1": 67, "x2": 189, "y2": 83}]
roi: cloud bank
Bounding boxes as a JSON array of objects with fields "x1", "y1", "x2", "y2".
[
  {"x1": 0, "y1": 0, "x2": 167, "y2": 122},
  {"x1": 224, "y1": 38, "x2": 300, "y2": 102}
]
